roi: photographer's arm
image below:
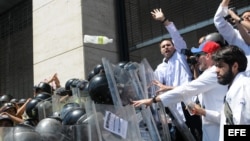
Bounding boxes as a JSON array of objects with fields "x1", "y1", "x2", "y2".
[
  {"x1": 228, "y1": 9, "x2": 250, "y2": 45},
  {"x1": 214, "y1": 0, "x2": 240, "y2": 45},
  {"x1": 236, "y1": 22, "x2": 250, "y2": 45},
  {"x1": 221, "y1": 0, "x2": 229, "y2": 7}
]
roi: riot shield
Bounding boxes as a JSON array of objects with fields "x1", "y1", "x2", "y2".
[
  {"x1": 1, "y1": 125, "x2": 42, "y2": 141},
  {"x1": 37, "y1": 99, "x2": 53, "y2": 121},
  {"x1": 92, "y1": 102, "x2": 142, "y2": 141},
  {"x1": 82, "y1": 97, "x2": 102, "y2": 141},
  {"x1": 102, "y1": 58, "x2": 161, "y2": 141},
  {"x1": 141, "y1": 58, "x2": 196, "y2": 141},
  {"x1": 52, "y1": 92, "x2": 84, "y2": 119},
  {"x1": 140, "y1": 58, "x2": 172, "y2": 141}
]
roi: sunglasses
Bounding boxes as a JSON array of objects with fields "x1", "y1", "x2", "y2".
[{"x1": 195, "y1": 52, "x2": 207, "y2": 57}]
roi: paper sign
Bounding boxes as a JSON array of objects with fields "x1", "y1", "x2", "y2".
[{"x1": 104, "y1": 111, "x2": 128, "y2": 139}]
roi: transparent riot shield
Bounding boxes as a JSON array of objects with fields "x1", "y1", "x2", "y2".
[
  {"x1": 140, "y1": 58, "x2": 172, "y2": 141},
  {"x1": 52, "y1": 91, "x2": 83, "y2": 120},
  {"x1": 52, "y1": 94, "x2": 63, "y2": 114},
  {"x1": 35, "y1": 117, "x2": 71, "y2": 141},
  {"x1": 1, "y1": 125, "x2": 42, "y2": 141},
  {"x1": 126, "y1": 67, "x2": 162, "y2": 140},
  {"x1": 71, "y1": 87, "x2": 87, "y2": 108},
  {"x1": 102, "y1": 58, "x2": 161, "y2": 141},
  {"x1": 92, "y1": 102, "x2": 142, "y2": 141},
  {"x1": 37, "y1": 99, "x2": 53, "y2": 121},
  {"x1": 141, "y1": 58, "x2": 196, "y2": 141},
  {"x1": 82, "y1": 97, "x2": 103, "y2": 141}
]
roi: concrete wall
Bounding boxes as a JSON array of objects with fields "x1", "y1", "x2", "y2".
[
  {"x1": 33, "y1": 0, "x2": 85, "y2": 86},
  {"x1": 82, "y1": 0, "x2": 119, "y2": 75},
  {"x1": 33, "y1": 0, "x2": 119, "y2": 86}
]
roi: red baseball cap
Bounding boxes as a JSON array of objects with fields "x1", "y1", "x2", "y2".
[{"x1": 191, "y1": 41, "x2": 220, "y2": 54}]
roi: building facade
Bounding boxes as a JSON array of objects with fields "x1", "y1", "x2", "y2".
[{"x1": 0, "y1": 0, "x2": 249, "y2": 98}]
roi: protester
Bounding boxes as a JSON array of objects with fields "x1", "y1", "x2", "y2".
[
  {"x1": 151, "y1": 8, "x2": 202, "y2": 141},
  {"x1": 132, "y1": 41, "x2": 228, "y2": 141},
  {"x1": 214, "y1": 0, "x2": 250, "y2": 70},
  {"x1": 211, "y1": 45, "x2": 250, "y2": 141}
]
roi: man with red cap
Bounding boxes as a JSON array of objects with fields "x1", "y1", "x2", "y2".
[{"x1": 132, "y1": 41, "x2": 228, "y2": 141}]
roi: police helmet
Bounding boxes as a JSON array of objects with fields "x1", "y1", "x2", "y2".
[
  {"x1": 76, "y1": 80, "x2": 89, "y2": 97},
  {"x1": 0, "y1": 102, "x2": 17, "y2": 114},
  {"x1": 25, "y1": 98, "x2": 42, "y2": 120},
  {"x1": 62, "y1": 107, "x2": 86, "y2": 125},
  {"x1": 87, "y1": 70, "x2": 96, "y2": 81},
  {"x1": 35, "y1": 117, "x2": 63, "y2": 133},
  {"x1": 37, "y1": 82, "x2": 53, "y2": 94},
  {"x1": 0, "y1": 115, "x2": 14, "y2": 127},
  {"x1": 0, "y1": 94, "x2": 13, "y2": 103},
  {"x1": 65, "y1": 78, "x2": 80, "y2": 90},
  {"x1": 54, "y1": 87, "x2": 68, "y2": 96},
  {"x1": 93, "y1": 64, "x2": 104, "y2": 74},
  {"x1": 34, "y1": 92, "x2": 52, "y2": 101},
  {"x1": 10, "y1": 98, "x2": 19, "y2": 103},
  {"x1": 124, "y1": 61, "x2": 140, "y2": 71},
  {"x1": 17, "y1": 98, "x2": 27, "y2": 106},
  {"x1": 60, "y1": 102, "x2": 80, "y2": 119},
  {"x1": 117, "y1": 61, "x2": 128, "y2": 69},
  {"x1": 21, "y1": 118, "x2": 39, "y2": 127},
  {"x1": 88, "y1": 72, "x2": 113, "y2": 105},
  {"x1": 35, "y1": 117, "x2": 67, "y2": 141},
  {"x1": 4, "y1": 124, "x2": 42, "y2": 141},
  {"x1": 204, "y1": 32, "x2": 227, "y2": 47}
]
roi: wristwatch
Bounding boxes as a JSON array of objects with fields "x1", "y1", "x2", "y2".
[
  {"x1": 152, "y1": 95, "x2": 157, "y2": 103},
  {"x1": 238, "y1": 17, "x2": 244, "y2": 24}
]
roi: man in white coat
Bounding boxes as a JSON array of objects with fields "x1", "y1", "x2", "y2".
[
  {"x1": 214, "y1": 0, "x2": 250, "y2": 70},
  {"x1": 151, "y1": 8, "x2": 202, "y2": 141},
  {"x1": 212, "y1": 45, "x2": 250, "y2": 141},
  {"x1": 132, "y1": 41, "x2": 228, "y2": 141}
]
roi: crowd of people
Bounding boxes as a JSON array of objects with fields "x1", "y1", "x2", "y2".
[
  {"x1": 133, "y1": 0, "x2": 250, "y2": 141},
  {"x1": 1, "y1": 0, "x2": 250, "y2": 140}
]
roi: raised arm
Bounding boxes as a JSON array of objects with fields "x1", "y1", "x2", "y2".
[
  {"x1": 214, "y1": 0, "x2": 239, "y2": 45},
  {"x1": 227, "y1": 9, "x2": 250, "y2": 45},
  {"x1": 151, "y1": 8, "x2": 187, "y2": 52}
]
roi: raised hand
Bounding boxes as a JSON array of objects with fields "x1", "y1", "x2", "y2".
[{"x1": 151, "y1": 8, "x2": 165, "y2": 22}]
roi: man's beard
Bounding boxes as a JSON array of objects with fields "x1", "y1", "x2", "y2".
[{"x1": 218, "y1": 68, "x2": 234, "y2": 85}]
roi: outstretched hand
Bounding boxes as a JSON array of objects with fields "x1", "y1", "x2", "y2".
[
  {"x1": 131, "y1": 98, "x2": 153, "y2": 108},
  {"x1": 152, "y1": 80, "x2": 174, "y2": 94},
  {"x1": 151, "y1": 8, "x2": 165, "y2": 22}
]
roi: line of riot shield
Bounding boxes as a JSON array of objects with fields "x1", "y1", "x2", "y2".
[
  {"x1": 102, "y1": 58, "x2": 161, "y2": 141},
  {"x1": 140, "y1": 58, "x2": 172, "y2": 141},
  {"x1": 141, "y1": 58, "x2": 196, "y2": 141},
  {"x1": 91, "y1": 102, "x2": 142, "y2": 141}
]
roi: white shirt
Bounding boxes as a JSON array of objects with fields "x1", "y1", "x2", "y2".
[
  {"x1": 219, "y1": 72, "x2": 250, "y2": 141},
  {"x1": 214, "y1": 5, "x2": 250, "y2": 71},
  {"x1": 154, "y1": 22, "x2": 193, "y2": 122},
  {"x1": 159, "y1": 66, "x2": 228, "y2": 141}
]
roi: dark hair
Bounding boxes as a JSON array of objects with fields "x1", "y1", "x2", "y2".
[
  {"x1": 159, "y1": 38, "x2": 173, "y2": 46},
  {"x1": 212, "y1": 45, "x2": 247, "y2": 72},
  {"x1": 240, "y1": 10, "x2": 250, "y2": 17}
]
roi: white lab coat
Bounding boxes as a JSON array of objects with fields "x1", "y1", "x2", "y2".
[
  {"x1": 159, "y1": 66, "x2": 228, "y2": 141},
  {"x1": 219, "y1": 72, "x2": 250, "y2": 141},
  {"x1": 214, "y1": 5, "x2": 250, "y2": 71},
  {"x1": 154, "y1": 22, "x2": 193, "y2": 122}
]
